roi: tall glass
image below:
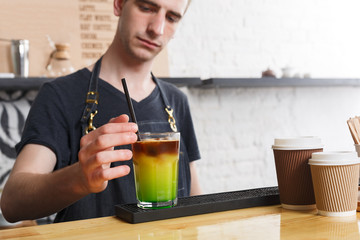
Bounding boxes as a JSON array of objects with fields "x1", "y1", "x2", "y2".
[{"x1": 132, "y1": 132, "x2": 180, "y2": 209}]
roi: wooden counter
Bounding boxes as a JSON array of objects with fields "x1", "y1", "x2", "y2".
[{"x1": 1, "y1": 205, "x2": 360, "y2": 239}]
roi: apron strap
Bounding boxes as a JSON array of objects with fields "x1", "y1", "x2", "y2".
[
  {"x1": 152, "y1": 73, "x2": 178, "y2": 132},
  {"x1": 81, "y1": 56, "x2": 102, "y2": 135},
  {"x1": 80, "y1": 64, "x2": 177, "y2": 135}
]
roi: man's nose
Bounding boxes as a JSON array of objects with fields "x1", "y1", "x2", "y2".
[{"x1": 147, "y1": 13, "x2": 165, "y2": 37}]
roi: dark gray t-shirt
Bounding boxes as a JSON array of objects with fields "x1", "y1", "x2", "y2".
[{"x1": 16, "y1": 68, "x2": 201, "y2": 222}]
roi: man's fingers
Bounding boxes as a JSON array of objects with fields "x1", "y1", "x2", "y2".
[
  {"x1": 89, "y1": 132, "x2": 136, "y2": 154},
  {"x1": 97, "y1": 122, "x2": 138, "y2": 135},
  {"x1": 86, "y1": 149, "x2": 133, "y2": 171},
  {"x1": 91, "y1": 165, "x2": 131, "y2": 183},
  {"x1": 109, "y1": 114, "x2": 130, "y2": 123},
  {"x1": 77, "y1": 114, "x2": 138, "y2": 193},
  {"x1": 85, "y1": 122, "x2": 137, "y2": 141},
  {"x1": 83, "y1": 165, "x2": 131, "y2": 193},
  {"x1": 79, "y1": 149, "x2": 132, "y2": 193},
  {"x1": 102, "y1": 165, "x2": 131, "y2": 180},
  {"x1": 79, "y1": 127, "x2": 137, "y2": 158}
]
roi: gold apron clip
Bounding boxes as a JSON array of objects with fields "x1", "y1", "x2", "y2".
[
  {"x1": 85, "y1": 110, "x2": 98, "y2": 134},
  {"x1": 165, "y1": 107, "x2": 177, "y2": 132}
]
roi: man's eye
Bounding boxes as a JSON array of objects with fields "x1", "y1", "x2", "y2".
[
  {"x1": 139, "y1": 5, "x2": 154, "y2": 12},
  {"x1": 166, "y1": 15, "x2": 179, "y2": 23}
]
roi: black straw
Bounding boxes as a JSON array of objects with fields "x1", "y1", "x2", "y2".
[{"x1": 121, "y1": 78, "x2": 141, "y2": 141}]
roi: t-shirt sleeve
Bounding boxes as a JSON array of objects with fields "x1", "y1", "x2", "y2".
[{"x1": 15, "y1": 82, "x2": 71, "y2": 168}]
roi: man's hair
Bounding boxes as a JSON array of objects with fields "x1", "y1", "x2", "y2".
[
  {"x1": 185, "y1": 0, "x2": 192, "y2": 13},
  {"x1": 123, "y1": 0, "x2": 192, "y2": 14}
]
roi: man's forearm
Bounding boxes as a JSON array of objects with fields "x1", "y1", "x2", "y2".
[{"x1": 1, "y1": 163, "x2": 87, "y2": 223}]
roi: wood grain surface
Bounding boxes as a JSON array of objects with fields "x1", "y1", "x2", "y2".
[{"x1": 1, "y1": 205, "x2": 360, "y2": 239}]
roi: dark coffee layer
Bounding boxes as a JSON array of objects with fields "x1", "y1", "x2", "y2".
[{"x1": 132, "y1": 140, "x2": 179, "y2": 156}]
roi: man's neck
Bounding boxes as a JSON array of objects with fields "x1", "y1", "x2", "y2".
[{"x1": 92, "y1": 46, "x2": 157, "y2": 102}]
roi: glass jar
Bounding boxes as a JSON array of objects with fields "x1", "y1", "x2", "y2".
[{"x1": 45, "y1": 43, "x2": 75, "y2": 77}]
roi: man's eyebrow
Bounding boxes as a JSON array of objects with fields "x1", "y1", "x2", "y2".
[
  {"x1": 135, "y1": 0, "x2": 160, "y2": 9},
  {"x1": 135, "y1": 0, "x2": 183, "y2": 19}
]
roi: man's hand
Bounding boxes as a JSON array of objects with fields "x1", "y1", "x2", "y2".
[{"x1": 77, "y1": 114, "x2": 138, "y2": 193}]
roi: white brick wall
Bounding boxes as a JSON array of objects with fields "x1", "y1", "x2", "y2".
[
  {"x1": 169, "y1": 0, "x2": 360, "y2": 78},
  {"x1": 168, "y1": 1, "x2": 360, "y2": 194},
  {"x1": 182, "y1": 87, "x2": 360, "y2": 194}
]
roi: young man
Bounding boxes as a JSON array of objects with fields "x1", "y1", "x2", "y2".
[{"x1": 1, "y1": 0, "x2": 201, "y2": 223}]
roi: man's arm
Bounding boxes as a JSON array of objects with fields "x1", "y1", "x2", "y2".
[
  {"x1": 189, "y1": 161, "x2": 202, "y2": 196},
  {"x1": 0, "y1": 115, "x2": 138, "y2": 223},
  {"x1": 1, "y1": 144, "x2": 87, "y2": 222}
]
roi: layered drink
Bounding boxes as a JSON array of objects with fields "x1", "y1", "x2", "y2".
[{"x1": 132, "y1": 132, "x2": 180, "y2": 209}]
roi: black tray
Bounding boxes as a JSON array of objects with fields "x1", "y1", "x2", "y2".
[{"x1": 115, "y1": 186, "x2": 280, "y2": 224}]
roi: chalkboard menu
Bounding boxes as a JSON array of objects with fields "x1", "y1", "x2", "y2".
[{"x1": 0, "y1": 0, "x2": 169, "y2": 77}]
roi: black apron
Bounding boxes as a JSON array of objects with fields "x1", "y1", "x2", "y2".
[
  {"x1": 79, "y1": 57, "x2": 189, "y2": 196},
  {"x1": 80, "y1": 57, "x2": 177, "y2": 135}
]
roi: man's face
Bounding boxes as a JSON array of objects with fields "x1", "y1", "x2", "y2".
[{"x1": 115, "y1": 0, "x2": 188, "y2": 62}]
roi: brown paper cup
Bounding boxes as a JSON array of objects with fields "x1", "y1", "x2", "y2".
[
  {"x1": 309, "y1": 151, "x2": 360, "y2": 217},
  {"x1": 273, "y1": 148, "x2": 322, "y2": 210},
  {"x1": 272, "y1": 136, "x2": 323, "y2": 210},
  {"x1": 311, "y1": 164, "x2": 359, "y2": 216}
]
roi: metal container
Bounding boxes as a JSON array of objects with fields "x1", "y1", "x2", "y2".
[{"x1": 11, "y1": 39, "x2": 29, "y2": 77}]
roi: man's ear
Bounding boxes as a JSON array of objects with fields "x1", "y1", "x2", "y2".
[{"x1": 114, "y1": 0, "x2": 126, "y2": 17}]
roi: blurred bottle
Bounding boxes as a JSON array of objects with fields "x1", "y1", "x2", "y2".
[{"x1": 45, "y1": 43, "x2": 74, "y2": 77}]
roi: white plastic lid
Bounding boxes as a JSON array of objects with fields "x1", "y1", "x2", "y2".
[
  {"x1": 309, "y1": 151, "x2": 360, "y2": 166},
  {"x1": 272, "y1": 136, "x2": 323, "y2": 150}
]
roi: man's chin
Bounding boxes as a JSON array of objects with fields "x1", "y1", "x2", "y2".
[{"x1": 132, "y1": 50, "x2": 161, "y2": 62}]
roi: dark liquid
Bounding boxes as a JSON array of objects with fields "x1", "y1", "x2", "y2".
[{"x1": 132, "y1": 140, "x2": 179, "y2": 156}]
